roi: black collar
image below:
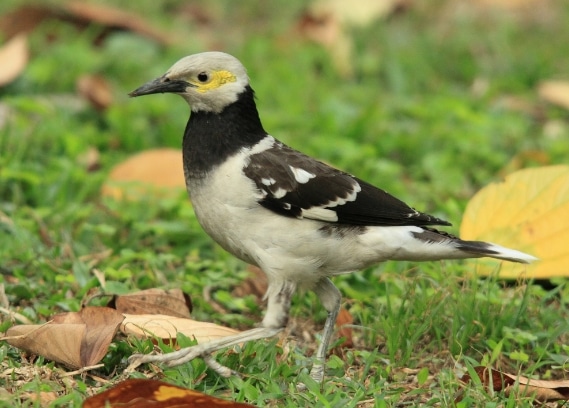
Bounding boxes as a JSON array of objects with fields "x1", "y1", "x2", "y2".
[{"x1": 183, "y1": 86, "x2": 267, "y2": 178}]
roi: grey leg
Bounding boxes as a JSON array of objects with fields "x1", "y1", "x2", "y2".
[
  {"x1": 127, "y1": 281, "x2": 296, "y2": 377},
  {"x1": 308, "y1": 277, "x2": 342, "y2": 384}
]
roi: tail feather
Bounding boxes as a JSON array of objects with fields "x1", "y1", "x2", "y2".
[
  {"x1": 410, "y1": 227, "x2": 537, "y2": 263},
  {"x1": 457, "y1": 240, "x2": 538, "y2": 264}
]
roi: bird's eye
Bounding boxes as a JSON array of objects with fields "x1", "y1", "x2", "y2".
[{"x1": 197, "y1": 72, "x2": 209, "y2": 82}]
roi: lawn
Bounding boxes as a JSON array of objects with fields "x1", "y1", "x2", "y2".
[{"x1": 1, "y1": 1, "x2": 569, "y2": 406}]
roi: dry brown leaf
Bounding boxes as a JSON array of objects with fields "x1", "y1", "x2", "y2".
[
  {"x1": 22, "y1": 391, "x2": 58, "y2": 406},
  {"x1": 335, "y1": 307, "x2": 354, "y2": 348},
  {"x1": 5, "y1": 307, "x2": 124, "y2": 369},
  {"x1": 121, "y1": 314, "x2": 239, "y2": 344},
  {"x1": 83, "y1": 378, "x2": 255, "y2": 407},
  {"x1": 497, "y1": 150, "x2": 550, "y2": 177},
  {"x1": 109, "y1": 288, "x2": 192, "y2": 318},
  {"x1": 0, "y1": 5, "x2": 50, "y2": 39},
  {"x1": 0, "y1": 34, "x2": 29, "y2": 87},
  {"x1": 298, "y1": 0, "x2": 409, "y2": 77},
  {"x1": 309, "y1": 0, "x2": 405, "y2": 27},
  {"x1": 6, "y1": 323, "x2": 85, "y2": 368},
  {"x1": 102, "y1": 149, "x2": 186, "y2": 200},
  {"x1": 473, "y1": 0, "x2": 552, "y2": 13},
  {"x1": 76, "y1": 74, "x2": 113, "y2": 111},
  {"x1": 538, "y1": 80, "x2": 569, "y2": 111},
  {"x1": 65, "y1": 1, "x2": 170, "y2": 45},
  {"x1": 297, "y1": 9, "x2": 353, "y2": 78},
  {"x1": 0, "y1": 3, "x2": 169, "y2": 45},
  {"x1": 77, "y1": 146, "x2": 102, "y2": 172},
  {"x1": 460, "y1": 366, "x2": 569, "y2": 402},
  {"x1": 53, "y1": 307, "x2": 125, "y2": 367},
  {"x1": 460, "y1": 165, "x2": 569, "y2": 278}
]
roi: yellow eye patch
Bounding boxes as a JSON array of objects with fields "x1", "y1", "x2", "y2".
[{"x1": 194, "y1": 70, "x2": 236, "y2": 93}]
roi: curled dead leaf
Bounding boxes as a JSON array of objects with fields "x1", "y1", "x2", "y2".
[
  {"x1": 109, "y1": 288, "x2": 192, "y2": 318},
  {"x1": 83, "y1": 378, "x2": 255, "y2": 407},
  {"x1": 77, "y1": 146, "x2": 102, "y2": 172},
  {"x1": 121, "y1": 314, "x2": 239, "y2": 344},
  {"x1": 0, "y1": 5, "x2": 48, "y2": 39},
  {"x1": 335, "y1": 307, "x2": 354, "y2": 349},
  {"x1": 538, "y1": 80, "x2": 569, "y2": 111},
  {"x1": 6, "y1": 323, "x2": 85, "y2": 368},
  {"x1": 473, "y1": 0, "x2": 555, "y2": 14},
  {"x1": 0, "y1": 34, "x2": 29, "y2": 87},
  {"x1": 5, "y1": 307, "x2": 124, "y2": 369},
  {"x1": 298, "y1": 0, "x2": 409, "y2": 77},
  {"x1": 0, "y1": 3, "x2": 169, "y2": 45},
  {"x1": 77, "y1": 74, "x2": 113, "y2": 111},
  {"x1": 102, "y1": 149, "x2": 186, "y2": 201},
  {"x1": 460, "y1": 366, "x2": 569, "y2": 402},
  {"x1": 65, "y1": 1, "x2": 170, "y2": 45}
]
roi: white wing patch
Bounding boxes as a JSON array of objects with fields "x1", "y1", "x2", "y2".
[
  {"x1": 261, "y1": 177, "x2": 276, "y2": 186},
  {"x1": 273, "y1": 187, "x2": 288, "y2": 199},
  {"x1": 322, "y1": 181, "x2": 361, "y2": 208},
  {"x1": 247, "y1": 135, "x2": 277, "y2": 155},
  {"x1": 289, "y1": 166, "x2": 315, "y2": 184},
  {"x1": 301, "y1": 207, "x2": 339, "y2": 222}
]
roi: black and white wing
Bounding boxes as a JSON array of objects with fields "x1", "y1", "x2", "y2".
[{"x1": 243, "y1": 140, "x2": 450, "y2": 227}]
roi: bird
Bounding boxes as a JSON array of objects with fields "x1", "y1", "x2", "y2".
[{"x1": 127, "y1": 51, "x2": 537, "y2": 385}]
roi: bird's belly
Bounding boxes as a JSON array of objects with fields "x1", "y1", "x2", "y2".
[
  {"x1": 190, "y1": 193, "x2": 326, "y2": 280},
  {"x1": 185, "y1": 158, "x2": 413, "y2": 287}
]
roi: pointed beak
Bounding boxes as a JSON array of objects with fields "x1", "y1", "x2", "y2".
[{"x1": 129, "y1": 76, "x2": 194, "y2": 97}]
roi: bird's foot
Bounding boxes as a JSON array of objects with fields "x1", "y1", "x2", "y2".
[
  {"x1": 296, "y1": 360, "x2": 325, "y2": 391},
  {"x1": 127, "y1": 343, "x2": 239, "y2": 377},
  {"x1": 126, "y1": 327, "x2": 282, "y2": 376}
]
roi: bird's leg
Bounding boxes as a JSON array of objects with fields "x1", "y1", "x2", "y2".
[
  {"x1": 308, "y1": 277, "x2": 341, "y2": 384},
  {"x1": 127, "y1": 280, "x2": 295, "y2": 376}
]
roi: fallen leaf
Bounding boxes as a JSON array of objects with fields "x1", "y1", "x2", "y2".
[
  {"x1": 109, "y1": 288, "x2": 192, "y2": 318},
  {"x1": 297, "y1": 8, "x2": 353, "y2": 78},
  {"x1": 473, "y1": 0, "x2": 553, "y2": 13},
  {"x1": 77, "y1": 146, "x2": 102, "y2": 172},
  {"x1": 309, "y1": 0, "x2": 406, "y2": 27},
  {"x1": 460, "y1": 165, "x2": 569, "y2": 278},
  {"x1": 53, "y1": 307, "x2": 125, "y2": 367},
  {"x1": 538, "y1": 80, "x2": 569, "y2": 111},
  {"x1": 22, "y1": 391, "x2": 57, "y2": 406},
  {"x1": 0, "y1": 34, "x2": 29, "y2": 87},
  {"x1": 5, "y1": 323, "x2": 84, "y2": 368},
  {"x1": 0, "y1": 3, "x2": 169, "y2": 45},
  {"x1": 0, "y1": 5, "x2": 49, "y2": 39},
  {"x1": 102, "y1": 149, "x2": 186, "y2": 200},
  {"x1": 460, "y1": 366, "x2": 569, "y2": 402},
  {"x1": 77, "y1": 74, "x2": 113, "y2": 111},
  {"x1": 121, "y1": 314, "x2": 239, "y2": 344},
  {"x1": 497, "y1": 150, "x2": 550, "y2": 177},
  {"x1": 65, "y1": 1, "x2": 170, "y2": 45},
  {"x1": 5, "y1": 307, "x2": 124, "y2": 369},
  {"x1": 335, "y1": 307, "x2": 354, "y2": 348},
  {"x1": 83, "y1": 378, "x2": 255, "y2": 407},
  {"x1": 298, "y1": 0, "x2": 409, "y2": 77},
  {"x1": 0, "y1": 283, "x2": 8, "y2": 309}
]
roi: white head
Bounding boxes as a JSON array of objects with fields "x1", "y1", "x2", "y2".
[{"x1": 130, "y1": 52, "x2": 250, "y2": 113}]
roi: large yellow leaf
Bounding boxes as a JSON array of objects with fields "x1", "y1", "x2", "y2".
[{"x1": 460, "y1": 165, "x2": 569, "y2": 278}]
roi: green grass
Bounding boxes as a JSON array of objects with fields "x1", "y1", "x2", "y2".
[{"x1": 1, "y1": 1, "x2": 569, "y2": 406}]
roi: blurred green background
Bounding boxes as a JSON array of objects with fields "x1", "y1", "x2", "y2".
[{"x1": 1, "y1": 1, "x2": 568, "y2": 406}]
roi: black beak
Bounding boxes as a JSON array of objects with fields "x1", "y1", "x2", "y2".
[{"x1": 129, "y1": 76, "x2": 193, "y2": 97}]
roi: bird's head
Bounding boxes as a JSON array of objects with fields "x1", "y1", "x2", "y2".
[{"x1": 129, "y1": 51, "x2": 250, "y2": 113}]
